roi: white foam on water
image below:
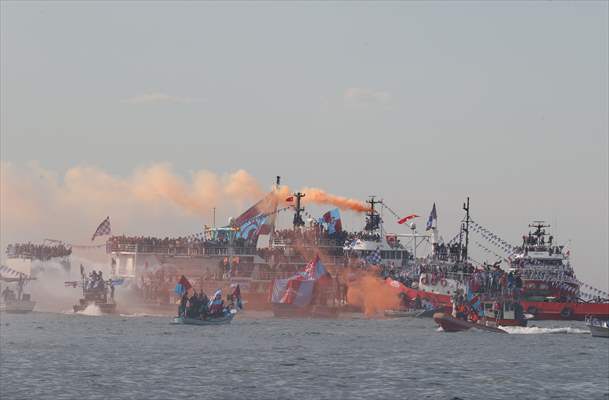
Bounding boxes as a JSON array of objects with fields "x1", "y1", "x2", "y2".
[
  {"x1": 501, "y1": 325, "x2": 589, "y2": 335},
  {"x1": 75, "y1": 303, "x2": 102, "y2": 316},
  {"x1": 119, "y1": 313, "x2": 165, "y2": 318}
]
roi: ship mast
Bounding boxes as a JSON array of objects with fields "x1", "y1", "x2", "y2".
[
  {"x1": 365, "y1": 196, "x2": 380, "y2": 233},
  {"x1": 293, "y1": 192, "x2": 306, "y2": 229},
  {"x1": 461, "y1": 197, "x2": 470, "y2": 263}
]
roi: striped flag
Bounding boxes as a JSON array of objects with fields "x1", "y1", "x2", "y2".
[{"x1": 91, "y1": 217, "x2": 111, "y2": 241}]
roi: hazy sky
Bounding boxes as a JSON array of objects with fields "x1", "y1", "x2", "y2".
[{"x1": 1, "y1": 2, "x2": 607, "y2": 289}]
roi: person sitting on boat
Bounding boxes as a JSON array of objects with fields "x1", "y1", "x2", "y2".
[
  {"x1": 226, "y1": 294, "x2": 235, "y2": 312},
  {"x1": 231, "y1": 284, "x2": 243, "y2": 310},
  {"x1": 456, "y1": 303, "x2": 468, "y2": 321},
  {"x1": 178, "y1": 292, "x2": 188, "y2": 317},
  {"x1": 187, "y1": 292, "x2": 201, "y2": 318},
  {"x1": 208, "y1": 291, "x2": 224, "y2": 317},
  {"x1": 198, "y1": 292, "x2": 209, "y2": 319},
  {"x1": 468, "y1": 308, "x2": 480, "y2": 323}
]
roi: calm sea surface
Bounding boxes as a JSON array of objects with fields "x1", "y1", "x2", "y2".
[{"x1": 1, "y1": 311, "x2": 608, "y2": 400}]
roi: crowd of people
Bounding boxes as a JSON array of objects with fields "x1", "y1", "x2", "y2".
[
  {"x1": 6, "y1": 243, "x2": 72, "y2": 261},
  {"x1": 107, "y1": 235, "x2": 260, "y2": 255},
  {"x1": 178, "y1": 286, "x2": 242, "y2": 320},
  {"x1": 432, "y1": 243, "x2": 466, "y2": 262}
]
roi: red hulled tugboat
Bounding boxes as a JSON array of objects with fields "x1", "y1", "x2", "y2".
[{"x1": 508, "y1": 222, "x2": 608, "y2": 320}]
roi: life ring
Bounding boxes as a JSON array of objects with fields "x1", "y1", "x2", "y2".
[
  {"x1": 421, "y1": 275, "x2": 428, "y2": 285},
  {"x1": 560, "y1": 307, "x2": 573, "y2": 319},
  {"x1": 527, "y1": 306, "x2": 538, "y2": 316},
  {"x1": 440, "y1": 278, "x2": 448, "y2": 287}
]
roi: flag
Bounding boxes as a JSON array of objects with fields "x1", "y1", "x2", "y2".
[
  {"x1": 233, "y1": 192, "x2": 278, "y2": 242},
  {"x1": 285, "y1": 196, "x2": 294, "y2": 202},
  {"x1": 426, "y1": 204, "x2": 437, "y2": 231},
  {"x1": 319, "y1": 209, "x2": 342, "y2": 234},
  {"x1": 271, "y1": 278, "x2": 315, "y2": 307},
  {"x1": 303, "y1": 255, "x2": 328, "y2": 280},
  {"x1": 366, "y1": 248, "x2": 382, "y2": 265},
  {"x1": 174, "y1": 275, "x2": 192, "y2": 295},
  {"x1": 91, "y1": 216, "x2": 111, "y2": 241},
  {"x1": 397, "y1": 214, "x2": 419, "y2": 225},
  {"x1": 465, "y1": 285, "x2": 482, "y2": 316}
]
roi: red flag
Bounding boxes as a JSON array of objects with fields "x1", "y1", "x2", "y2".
[
  {"x1": 178, "y1": 275, "x2": 192, "y2": 291},
  {"x1": 285, "y1": 196, "x2": 294, "y2": 202},
  {"x1": 397, "y1": 214, "x2": 419, "y2": 224}
]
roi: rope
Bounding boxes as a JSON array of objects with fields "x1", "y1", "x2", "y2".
[{"x1": 380, "y1": 201, "x2": 401, "y2": 220}]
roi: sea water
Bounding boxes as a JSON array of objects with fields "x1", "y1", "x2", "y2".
[{"x1": 1, "y1": 312, "x2": 607, "y2": 400}]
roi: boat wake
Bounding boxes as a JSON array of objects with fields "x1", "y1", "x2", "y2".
[
  {"x1": 500, "y1": 326, "x2": 589, "y2": 335},
  {"x1": 119, "y1": 313, "x2": 166, "y2": 318},
  {"x1": 75, "y1": 304, "x2": 102, "y2": 316}
]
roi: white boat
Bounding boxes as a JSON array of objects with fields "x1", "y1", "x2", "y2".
[
  {"x1": 586, "y1": 316, "x2": 609, "y2": 338},
  {"x1": 1, "y1": 271, "x2": 35, "y2": 314}
]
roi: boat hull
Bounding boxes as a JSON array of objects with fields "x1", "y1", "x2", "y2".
[
  {"x1": 521, "y1": 301, "x2": 609, "y2": 321},
  {"x1": 171, "y1": 314, "x2": 234, "y2": 325},
  {"x1": 0, "y1": 300, "x2": 36, "y2": 314},
  {"x1": 433, "y1": 313, "x2": 508, "y2": 334},
  {"x1": 589, "y1": 325, "x2": 609, "y2": 338},
  {"x1": 384, "y1": 309, "x2": 424, "y2": 318}
]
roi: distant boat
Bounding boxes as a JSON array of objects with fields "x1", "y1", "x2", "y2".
[
  {"x1": 586, "y1": 316, "x2": 609, "y2": 338},
  {"x1": 0, "y1": 296, "x2": 36, "y2": 314},
  {"x1": 171, "y1": 312, "x2": 235, "y2": 326},
  {"x1": 1, "y1": 273, "x2": 36, "y2": 314}
]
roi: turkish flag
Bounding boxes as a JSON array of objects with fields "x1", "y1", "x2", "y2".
[{"x1": 397, "y1": 214, "x2": 419, "y2": 224}]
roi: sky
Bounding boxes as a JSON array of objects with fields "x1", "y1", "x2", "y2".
[{"x1": 1, "y1": 1, "x2": 608, "y2": 289}]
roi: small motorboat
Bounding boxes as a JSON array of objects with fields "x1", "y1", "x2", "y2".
[
  {"x1": 171, "y1": 311, "x2": 235, "y2": 326},
  {"x1": 67, "y1": 267, "x2": 118, "y2": 314},
  {"x1": 0, "y1": 297, "x2": 36, "y2": 314},
  {"x1": 433, "y1": 313, "x2": 508, "y2": 334},
  {"x1": 586, "y1": 316, "x2": 609, "y2": 338},
  {"x1": 384, "y1": 309, "x2": 424, "y2": 318}
]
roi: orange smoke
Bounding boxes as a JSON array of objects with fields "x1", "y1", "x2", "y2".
[
  {"x1": 347, "y1": 273, "x2": 401, "y2": 317},
  {"x1": 274, "y1": 185, "x2": 369, "y2": 213},
  {"x1": 0, "y1": 161, "x2": 265, "y2": 245},
  {"x1": 302, "y1": 187, "x2": 369, "y2": 212}
]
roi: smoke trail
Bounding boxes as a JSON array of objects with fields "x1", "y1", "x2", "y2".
[
  {"x1": 274, "y1": 185, "x2": 369, "y2": 213},
  {"x1": 301, "y1": 187, "x2": 370, "y2": 213},
  {"x1": 0, "y1": 161, "x2": 266, "y2": 244}
]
